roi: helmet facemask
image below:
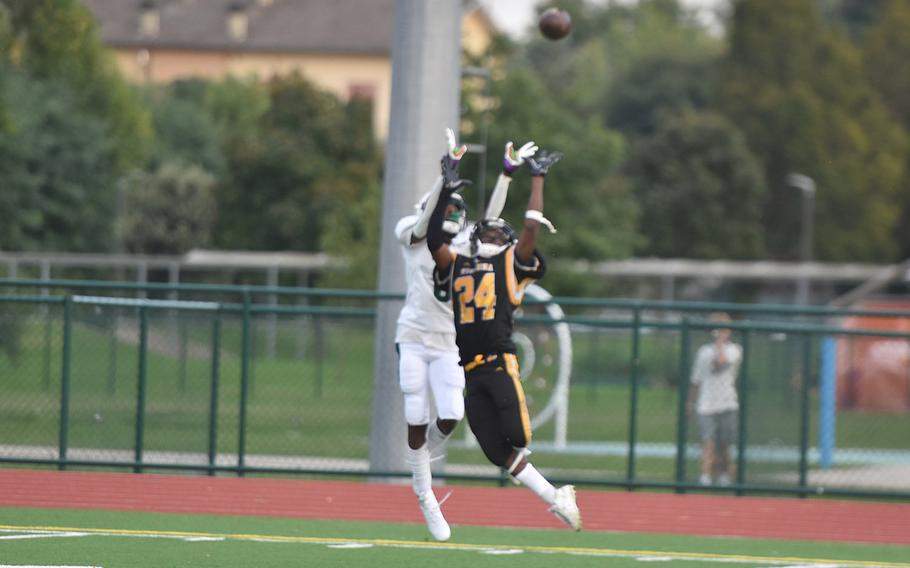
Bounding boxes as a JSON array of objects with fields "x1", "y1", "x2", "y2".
[
  {"x1": 470, "y1": 218, "x2": 516, "y2": 257},
  {"x1": 442, "y1": 192, "x2": 467, "y2": 238}
]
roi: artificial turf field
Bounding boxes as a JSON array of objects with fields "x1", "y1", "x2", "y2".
[{"x1": 1, "y1": 507, "x2": 909, "y2": 568}]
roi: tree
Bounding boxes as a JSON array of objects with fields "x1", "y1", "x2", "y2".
[
  {"x1": 480, "y1": 65, "x2": 640, "y2": 262},
  {"x1": 146, "y1": 83, "x2": 226, "y2": 175},
  {"x1": 607, "y1": 53, "x2": 716, "y2": 137},
  {"x1": 4, "y1": 0, "x2": 152, "y2": 168},
  {"x1": 214, "y1": 74, "x2": 382, "y2": 269},
  {"x1": 0, "y1": 6, "x2": 12, "y2": 132},
  {"x1": 718, "y1": 0, "x2": 906, "y2": 261},
  {"x1": 0, "y1": 68, "x2": 117, "y2": 252},
  {"x1": 316, "y1": 98, "x2": 382, "y2": 289},
  {"x1": 862, "y1": 0, "x2": 910, "y2": 256},
  {"x1": 119, "y1": 164, "x2": 217, "y2": 255},
  {"x1": 824, "y1": 0, "x2": 887, "y2": 39},
  {"x1": 626, "y1": 111, "x2": 767, "y2": 259}
]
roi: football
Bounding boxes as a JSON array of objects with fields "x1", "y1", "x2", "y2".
[{"x1": 538, "y1": 8, "x2": 572, "y2": 41}]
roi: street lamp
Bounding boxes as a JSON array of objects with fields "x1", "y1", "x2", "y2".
[{"x1": 786, "y1": 173, "x2": 816, "y2": 305}]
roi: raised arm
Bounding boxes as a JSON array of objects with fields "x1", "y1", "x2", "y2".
[
  {"x1": 485, "y1": 140, "x2": 538, "y2": 219},
  {"x1": 515, "y1": 150, "x2": 561, "y2": 264},
  {"x1": 427, "y1": 183, "x2": 456, "y2": 271},
  {"x1": 409, "y1": 176, "x2": 443, "y2": 244},
  {"x1": 411, "y1": 128, "x2": 466, "y2": 244},
  {"x1": 428, "y1": 151, "x2": 471, "y2": 271}
]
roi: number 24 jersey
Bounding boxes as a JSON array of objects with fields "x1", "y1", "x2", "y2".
[{"x1": 433, "y1": 245, "x2": 546, "y2": 367}]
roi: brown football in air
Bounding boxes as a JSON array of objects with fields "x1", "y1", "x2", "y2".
[{"x1": 538, "y1": 8, "x2": 572, "y2": 41}]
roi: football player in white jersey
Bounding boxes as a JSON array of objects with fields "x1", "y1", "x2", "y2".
[{"x1": 394, "y1": 128, "x2": 537, "y2": 541}]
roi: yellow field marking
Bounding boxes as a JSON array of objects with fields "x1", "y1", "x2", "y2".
[{"x1": 0, "y1": 524, "x2": 907, "y2": 568}]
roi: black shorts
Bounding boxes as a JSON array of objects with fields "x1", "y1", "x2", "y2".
[{"x1": 463, "y1": 353, "x2": 532, "y2": 467}]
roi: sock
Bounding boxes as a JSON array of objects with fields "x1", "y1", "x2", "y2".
[
  {"x1": 406, "y1": 444, "x2": 432, "y2": 496},
  {"x1": 426, "y1": 421, "x2": 451, "y2": 454},
  {"x1": 514, "y1": 463, "x2": 557, "y2": 505}
]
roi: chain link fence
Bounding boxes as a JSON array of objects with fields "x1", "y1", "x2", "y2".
[{"x1": 0, "y1": 280, "x2": 908, "y2": 499}]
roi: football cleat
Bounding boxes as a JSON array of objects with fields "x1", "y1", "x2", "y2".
[
  {"x1": 549, "y1": 485, "x2": 582, "y2": 531},
  {"x1": 418, "y1": 491, "x2": 451, "y2": 541}
]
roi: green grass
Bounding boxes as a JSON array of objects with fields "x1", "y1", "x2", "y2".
[{"x1": 0, "y1": 507, "x2": 908, "y2": 568}]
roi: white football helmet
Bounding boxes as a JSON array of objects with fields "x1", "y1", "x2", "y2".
[{"x1": 418, "y1": 191, "x2": 466, "y2": 237}]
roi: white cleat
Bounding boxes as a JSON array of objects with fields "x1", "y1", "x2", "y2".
[
  {"x1": 549, "y1": 485, "x2": 582, "y2": 531},
  {"x1": 418, "y1": 491, "x2": 451, "y2": 541}
]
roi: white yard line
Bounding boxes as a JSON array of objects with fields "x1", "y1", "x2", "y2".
[{"x1": 0, "y1": 527, "x2": 905, "y2": 568}]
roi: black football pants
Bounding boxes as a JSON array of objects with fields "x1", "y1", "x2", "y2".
[{"x1": 464, "y1": 353, "x2": 532, "y2": 468}]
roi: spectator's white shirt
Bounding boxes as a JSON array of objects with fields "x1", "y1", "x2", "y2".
[
  {"x1": 393, "y1": 214, "x2": 470, "y2": 351},
  {"x1": 691, "y1": 342, "x2": 742, "y2": 414}
]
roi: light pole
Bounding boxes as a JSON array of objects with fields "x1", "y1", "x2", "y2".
[{"x1": 786, "y1": 173, "x2": 816, "y2": 305}]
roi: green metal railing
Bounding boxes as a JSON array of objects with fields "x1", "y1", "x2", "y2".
[{"x1": 1, "y1": 278, "x2": 909, "y2": 500}]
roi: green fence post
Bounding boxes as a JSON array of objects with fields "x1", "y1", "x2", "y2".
[
  {"x1": 736, "y1": 329, "x2": 750, "y2": 496},
  {"x1": 108, "y1": 313, "x2": 118, "y2": 395},
  {"x1": 674, "y1": 317, "x2": 691, "y2": 494},
  {"x1": 798, "y1": 332, "x2": 812, "y2": 495},
  {"x1": 134, "y1": 305, "x2": 149, "y2": 473},
  {"x1": 178, "y1": 317, "x2": 188, "y2": 394},
  {"x1": 44, "y1": 311, "x2": 53, "y2": 391},
  {"x1": 626, "y1": 307, "x2": 642, "y2": 489},
  {"x1": 207, "y1": 314, "x2": 221, "y2": 476},
  {"x1": 249, "y1": 317, "x2": 257, "y2": 399},
  {"x1": 314, "y1": 313, "x2": 325, "y2": 399},
  {"x1": 58, "y1": 296, "x2": 72, "y2": 471},
  {"x1": 238, "y1": 291, "x2": 251, "y2": 476}
]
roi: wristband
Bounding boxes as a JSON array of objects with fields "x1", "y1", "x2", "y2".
[{"x1": 525, "y1": 209, "x2": 557, "y2": 233}]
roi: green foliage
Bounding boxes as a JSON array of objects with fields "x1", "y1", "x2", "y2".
[
  {"x1": 524, "y1": 0, "x2": 720, "y2": 116},
  {"x1": 204, "y1": 75, "x2": 271, "y2": 140},
  {"x1": 0, "y1": 5, "x2": 10, "y2": 131},
  {"x1": 478, "y1": 62, "x2": 641, "y2": 268},
  {"x1": 6, "y1": 0, "x2": 152, "y2": 169},
  {"x1": 823, "y1": 0, "x2": 888, "y2": 38},
  {"x1": 626, "y1": 111, "x2": 767, "y2": 259},
  {"x1": 214, "y1": 74, "x2": 382, "y2": 270},
  {"x1": 145, "y1": 82, "x2": 226, "y2": 175},
  {"x1": 861, "y1": 0, "x2": 910, "y2": 255},
  {"x1": 718, "y1": 0, "x2": 907, "y2": 261},
  {"x1": 863, "y1": 0, "x2": 910, "y2": 126},
  {"x1": 607, "y1": 53, "x2": 716, "y2": 136},
  {"x1": 119, "y1": 163, "x2": 217, "y2": 255},
  {"x1": 317, "y1": 101, "x2": 382, "y2": 289},
  {"x1": 0, "y1": 67, "x2": 117, "y2": 251}
]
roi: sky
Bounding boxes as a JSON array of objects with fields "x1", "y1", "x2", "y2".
[{"x1": 477, "y1": 0, "x2": 728, "y2": 38}]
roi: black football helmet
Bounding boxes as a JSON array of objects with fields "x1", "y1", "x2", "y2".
[{"x1": 470, "y1": 218, "x2": 516, "y2": 257}]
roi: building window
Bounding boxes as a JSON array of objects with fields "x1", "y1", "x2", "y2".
[
  {"x1": 348, "y1": 83, "x2": 376, "y2": 101},
  {"x1": 227, "y1": 3, "x2": 249, "y2": 42},
  {"x1": 139, "y1": 0, "x2": 160, "y2": 38}
]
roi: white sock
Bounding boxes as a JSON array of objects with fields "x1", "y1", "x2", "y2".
[
  {"x1": 514, "y1": 463, "x2": 557, "y2": 505},
  {"x1": 426, "y1": 421, "x2": 451, "y2": 454},
  {"x1": 406, "y1": 444, "x2": 432, "y2": 496}
]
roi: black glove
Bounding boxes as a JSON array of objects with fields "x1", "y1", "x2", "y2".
[
  {"x1": 526, "y1": 150, "x2": 563, "y2": 177},
  {"x1": 440, "y1": 155, "x2": 472, "y2": 191}
]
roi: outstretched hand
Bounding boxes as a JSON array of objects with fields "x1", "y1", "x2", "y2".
[
  {"x1": 439, "y1": 154, "x2": 472, "y2": 194},
  {"x1": 503, "y1": 140, "x2": 538, "y2": 175},
  {"x1": 527, "y1": 150, "x2": 563, "y2": 177},
  {"x1": 445, "y1": 127, "x2": 467, "y2": 163}
]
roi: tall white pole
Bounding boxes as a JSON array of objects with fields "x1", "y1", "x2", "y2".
[{"x1": 369, "y1": 0, "x2": 463, "y2": 474}]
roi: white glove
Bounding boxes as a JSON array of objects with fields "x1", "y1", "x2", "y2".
[
  {"x1": 446, "y1": 127, "x2": 467, "y2": 162},
  {"x1": 503, "y1": 140, "x2": 538, "y2": 174}
]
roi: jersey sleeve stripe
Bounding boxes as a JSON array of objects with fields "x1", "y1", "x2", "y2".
[{"x1": 504, "y1": 247, "x2": 522, "y2": 305}]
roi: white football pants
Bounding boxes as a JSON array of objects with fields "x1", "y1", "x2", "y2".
[{"x1": 398, "y1": 342, "x2": 465, "y2": 426}]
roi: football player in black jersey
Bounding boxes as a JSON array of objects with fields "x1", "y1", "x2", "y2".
[{"x1": 426, "y1": 147, "x2": 581, "y2": 531}]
